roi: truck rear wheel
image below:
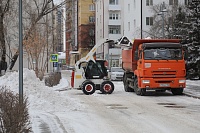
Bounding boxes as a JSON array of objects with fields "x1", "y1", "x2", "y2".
[
  {"x1": 171, "y1": 88, "x2": 183, "y2": 95},
  {"x1": 123, "y1": 73, "x2": 134, "y2": 92},
  {"x1": 100, "y1": 81, "x2": 114, "y2": 94},
  {"x1": 134, "y1": 78, "x2": 146, "y2": 96},
  {"x1": 81, "y1": 81, "x2": 96, "y2": 95}
]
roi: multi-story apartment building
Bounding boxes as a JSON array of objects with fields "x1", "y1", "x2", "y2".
[
  {"x1": 66, "y1": 0, "x2": 96, "y2": 66},
  {"x1": 66, "y1": 0, "x2": 78, "y2": 65},
  {"x1": 77, "y1": 0, "x2": 96, "y2": 58},
  {"x1": 95, "y1": 0, "x2": 187, "y2": 67}
]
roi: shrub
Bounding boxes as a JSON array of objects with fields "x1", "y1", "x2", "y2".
[
  {"x1": 0, "y1": 86, "x2": 31, "y2": 133},
  {"x1": 45, "y1": 72, "x2": 61, "y2": 87}
]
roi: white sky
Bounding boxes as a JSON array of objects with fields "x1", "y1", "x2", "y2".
[
  {"x1": 0, "y1": 69, "x2": 200, "y2": 132},
  {"x1": 54, "y1": 0, "x2": 63, "y2": 4}
]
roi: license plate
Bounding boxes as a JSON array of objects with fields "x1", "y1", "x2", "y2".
[{"x1": 159, "y1": 83, "x2": 170, "y2": 87}]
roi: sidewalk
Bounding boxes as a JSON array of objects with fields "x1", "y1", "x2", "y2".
[{"x1": 183, "y1": 80, "x2": 200, "y2": 99}]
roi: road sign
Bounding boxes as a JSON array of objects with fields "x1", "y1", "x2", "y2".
[
  {"x1": 50, "y1": 54, "x2": 58, "y2": 62},
  {"x1": 53, "y1": 62, "x2": 58, "y2": 67}
]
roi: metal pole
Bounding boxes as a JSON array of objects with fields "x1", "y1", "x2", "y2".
[
  {"x1": 162, "y1": 13, "x2": 164, "y2": 38},
  {"x1": 19, "y1": 0, "x2": 23, "y2": 104},
  {"x1": 46, "y1": 15, "x2": 48, "y2": 73},
  {"x1": 141, "y1": 0, "x2": 143, "y2": 39}
]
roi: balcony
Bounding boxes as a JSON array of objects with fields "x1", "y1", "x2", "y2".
[
  {"x1": 108, "y1": 20, "x2": 121, "y2": 25},
  {"x1": 108, "y1": 5, "x2": 121, "y2": 11}
]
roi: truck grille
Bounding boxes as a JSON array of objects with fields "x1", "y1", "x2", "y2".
[{"x1": 152, "y1": 70, "x2": 177, "y2": 78}]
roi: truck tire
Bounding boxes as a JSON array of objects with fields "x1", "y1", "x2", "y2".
[
  {"x1": 124, "y1": 80, "x2": 133, "y2": 92},
  {"x1": 100, "y1": 81, "x2": 114, "y2": 94},
  {"x1": 171, "y1": 88, "x2": 183, "y2": 95},
  {"x1": 134, "y1": 78, "x2": 146, "y2": 96},
  {"x1": 123, "y1": 73, "x2": 134, "y2": 92},
  {"x1": 81, "y1": 81, "x2": 96, "y2": 95}
]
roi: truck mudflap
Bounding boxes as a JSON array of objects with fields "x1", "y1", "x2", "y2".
[{"x1": 138, "y1": 78, "x2": 186, "y2": 89}]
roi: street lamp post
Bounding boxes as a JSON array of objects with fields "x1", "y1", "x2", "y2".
[
  {"x1": 158, "y1": 2, "x2": 167, "y2": 38},
  {"x1": 19, "y1": 0, "x2": 23, "y2": 104}
]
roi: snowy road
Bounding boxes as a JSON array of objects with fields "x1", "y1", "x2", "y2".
[
  {"x1": 1, "y1": 69, "x2": 200, "y2": 133},
  {"x1": 31, "y1": 71, "x2": 200, "y2": 133},
  {"x1": 57, "y1": 84, "x2": 200, "y2": 133}
]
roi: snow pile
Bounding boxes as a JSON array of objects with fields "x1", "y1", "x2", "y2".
[{"x1": 0, "y1": 69, "x2": 84, "y2": 112}]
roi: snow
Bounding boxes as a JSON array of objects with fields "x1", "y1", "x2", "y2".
[
  {"x1": 1, "y1": 69, "x2": 200, "y2": 133},
  {"x1": 0, "y1": 69, "x2": 85, "y2": 132}
]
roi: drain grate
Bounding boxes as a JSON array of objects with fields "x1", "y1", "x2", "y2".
[
  {"x1": 164, "y1": 105, "x2": 186, "y2": 108},
  {"x1": 157, "y1": 103, "x2": 186, "y2": 108},
  {"x1": 106, "y1": 104, "x2": 128, "y2": 109},
  {"x1": 157, "y1": 103, "x2": 176, "y2": 105}
]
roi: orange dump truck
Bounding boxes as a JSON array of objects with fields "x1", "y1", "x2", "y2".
[{"x1": 122, "y1": 39, "x2": 186, "y2": 96}]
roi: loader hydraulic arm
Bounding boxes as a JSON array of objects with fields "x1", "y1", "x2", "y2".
[{"x1": 75, "y1": 38, "x2": 113, "y2": 69}]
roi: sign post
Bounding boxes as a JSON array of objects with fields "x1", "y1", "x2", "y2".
[{"x1": 50, "y1": 54, "x2": 59, "y2": 72}]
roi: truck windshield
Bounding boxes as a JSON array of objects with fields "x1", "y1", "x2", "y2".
[{"x1": 144, "y1": 48, "x2": 182, "y2": 60}]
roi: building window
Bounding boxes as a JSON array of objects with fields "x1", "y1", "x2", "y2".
[
  {"x1": 109, "y1": 0, "x2": 118, "y2": 5},
  {"x1": 109, "y1": 13, "x2": 119, "y2": 20},
  {"x1": 146, "y1": 17, "x2": 153, "y2": 26},
  {"x1": 134, "y1": 0, "x2": 136, "y2": 8},
  {"x1": 128, "y1": 4, "x2": 130, "y2": 12},
  {"x1": 169, "y1": 0, "x2": 178, "y2": 5},
  {"x1": 89, "y1": 39, "x2": 95, "y2": 46},
  {"x1": 134, "y1": 19, "x2": 136, "y2": 28},
  {"x1": 89, "y1": 29, "x2": 95, "y2": 36},
  {"x1": 89, "y1": 16, "x2": 95, "y2": 23},
  {"x1": 146, "y1": 0, "x2": 153, "y2": 6},
  {"x1": 109, "y1": 25, "x2": 121, "y2": 34},
  {"x1": 185, "y1": 0, "x2": 188, "y2": 5},
  {"x1": 168, "y1": 17, "x2": 173, "y2": 25},
  {"x1": 89, "y1": 4, "x2": 95, "y2": 11}
]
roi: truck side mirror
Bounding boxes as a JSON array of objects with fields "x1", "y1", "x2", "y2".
[{"x1": 134, "y1": 51, "x2": 139, "y2": 60}]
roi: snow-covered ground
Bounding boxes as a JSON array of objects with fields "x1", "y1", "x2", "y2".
[{"x1": 1, "y1": 69, "x2": 200, "y2": 133}]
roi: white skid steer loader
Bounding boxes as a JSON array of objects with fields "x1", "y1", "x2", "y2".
[{"x1": 71, "y1": 39, "x2": 115, "y2": 95}]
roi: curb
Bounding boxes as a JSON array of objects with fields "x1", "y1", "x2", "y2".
[{"x1": 183, "y1": 93, "x2": 200, "y2": 99}]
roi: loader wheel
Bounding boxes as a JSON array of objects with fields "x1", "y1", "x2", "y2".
[
  {"x1": 81, "y1": 81, "x2": 96, "y2": 95},
  {"x1": 134, "y1": 78, "x2": 146, "y2": 96},
  {"x1": 100, "y1": 81, "x2": 114, "y2": 94},
  {"x1": 171, "y1": 88, "x2": 183, "y2": 95}
]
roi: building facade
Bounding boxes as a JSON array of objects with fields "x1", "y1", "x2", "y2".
[
  {"x1": 77, "y1": 0, "x2": 96, "y2": 59},
  {"x1": 95, "y1": 0, "x2": 186, "y2": 67}
]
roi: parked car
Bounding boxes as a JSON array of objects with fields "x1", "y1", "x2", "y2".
[{"x1": 110, "y1": 67, "x2": 124, "y2": 81}]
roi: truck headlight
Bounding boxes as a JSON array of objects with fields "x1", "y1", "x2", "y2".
[
  {"x1": 179, "y1": 79, "x2": 186, "y2": 83},
  {"x1": 142, "y1": 80, "x2": 150, "y2": 84}
]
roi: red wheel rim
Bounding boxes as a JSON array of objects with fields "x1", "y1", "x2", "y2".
[
  {"x1": 85, "y1": 84, "x2": 93, "y2": 92},
  {"x1": 103, "y1": 84, "x2": 112, "y2": 92}
]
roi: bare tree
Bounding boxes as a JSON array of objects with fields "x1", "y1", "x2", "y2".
[
  {"x1": 145, "y1": 3, "x2": 185, "y2": 39},
  {"x1": 0, "y1": 0, "x2": 14, "y2": 74},
  {"x1": 8, "y1": 0, "x2": 67, "y2": 70}
]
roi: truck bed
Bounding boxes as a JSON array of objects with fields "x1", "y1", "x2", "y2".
[{"x1": 122, "y1": 48, "x2": 137, "y2": 72}]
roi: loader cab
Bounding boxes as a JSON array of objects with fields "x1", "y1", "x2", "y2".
[{"x1": 84, "y1": 60, "x2": 108, "y2": 79}]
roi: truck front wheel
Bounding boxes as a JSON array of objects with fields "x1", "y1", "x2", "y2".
[
  {"x1": 171, "y1": 88, "x2": 183, "y2": 95},
  {"x1": 81, "y1": 81, "x2": 96, "y2": 95},
  {"x1": 134, "y1": 78, "x2": 146, "y2": 96}
]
